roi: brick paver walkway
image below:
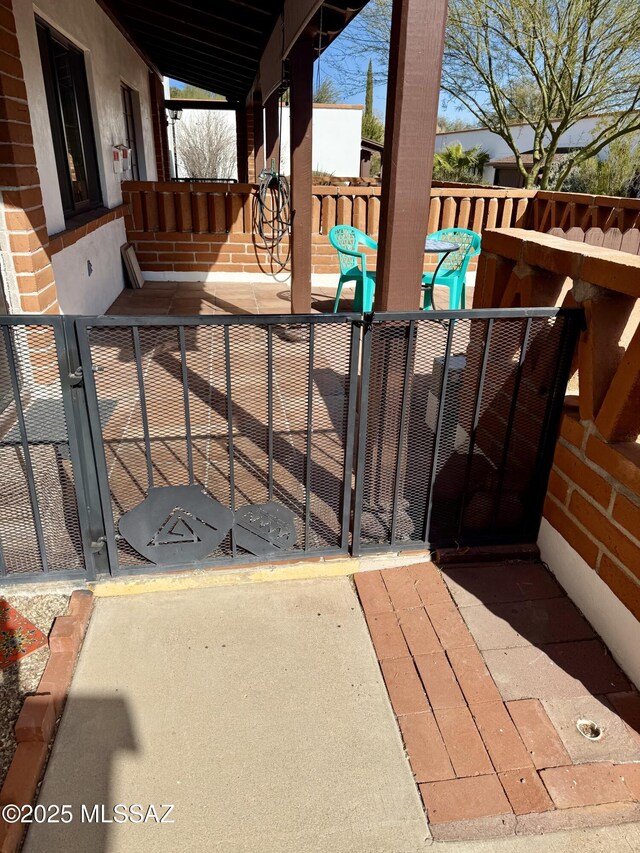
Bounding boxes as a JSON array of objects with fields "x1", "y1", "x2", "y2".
[{"x1": 355, "y1": 561, "x2": 640, "y2": 841}]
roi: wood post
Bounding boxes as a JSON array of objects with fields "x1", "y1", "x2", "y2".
[
  {"x1": 289, "y1": 35, "x2": 314, "y2": 314},
  {"x1": 235, "y1": 104, "x2": 249, "y2": 183},
  {"x1": 253, "y1": 96, "x2": 265, "y2": 179},
  {"x1": 264, "y1": 90, "x2": 280, "y2": 172},
  {"x1": 375, "y1": 0, "x2": 449, "y2": 311}
]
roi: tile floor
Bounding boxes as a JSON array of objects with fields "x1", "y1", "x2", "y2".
[
  {"x1": 355, "y1": 560, "x2": 640, "y2": 841},
  {"x1": 106, "y1": 280, "x2": 468, "y2": 316}
]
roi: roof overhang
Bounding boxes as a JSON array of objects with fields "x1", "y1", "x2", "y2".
[{"x1": 99, "y1": 0, "x2": 368, "y2": 103}]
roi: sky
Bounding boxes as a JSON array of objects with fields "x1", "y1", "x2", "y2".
[{"x1": 171, "y1": 11, "x2": 475, "y2": 127}]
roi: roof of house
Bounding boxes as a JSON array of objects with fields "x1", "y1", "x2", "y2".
[{"x1": 489, "y1": 148, "x2": 574, "y2": 168}]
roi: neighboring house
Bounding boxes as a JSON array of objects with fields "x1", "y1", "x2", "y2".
[
  {"x1": 435, "y1": 116, "x2": 606, "y2": 187},
  {"x1": 169, "y1": 102, "x2": 363, "y2": 180},
  {"x1": 0, "y1": 0, "x2": 164, "y2": 316}
]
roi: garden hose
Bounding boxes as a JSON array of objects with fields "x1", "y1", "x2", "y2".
[{"x1": 254, "y1": 161, "x2": 291, "y2": 272}]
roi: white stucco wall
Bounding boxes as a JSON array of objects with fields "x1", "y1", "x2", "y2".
[
  {"x1": 10, "y1": 0, "x2": 158, "y2": 314},
  {"x1": 539, "y1": 518, "x2": 640, "y2": 689},
  {"x1": 52, "y1": 219, "x2": 128, "y2": 315},
  {"x1": 170, "y1": 103, "x2": 363, "y2": 180},
  {"x1": 436, "y1": 116, "x2": 604, "y2": 184}
]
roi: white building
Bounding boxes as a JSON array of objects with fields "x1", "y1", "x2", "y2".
[
  {"x1": 170, "y1": 102, "x2": 364, "y2": 181},
  {"x1": 435, "y1": 116, "x2": 606, "y2": 186}
]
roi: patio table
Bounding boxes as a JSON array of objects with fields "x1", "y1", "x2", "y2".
[{"x1": 423, "y1": 238, "x2": 460, "y2": 309}]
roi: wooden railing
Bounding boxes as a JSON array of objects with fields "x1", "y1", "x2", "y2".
[{"x1": 473, "y1": 226, "x2": 640, "y2": 622}]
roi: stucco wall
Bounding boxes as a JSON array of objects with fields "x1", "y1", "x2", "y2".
[
  {"x1": 14, "y1": 0, "x2": 157, "y2": 234},
  {"x1": 170, "y1": 104, "x2": 363, "y2": 180},
  {"x1": 435, "y1": 117, "x2": 603, "y2": 183},
  {"x1": 52, "y1": 218, "x2": 128, "y2": 315}
]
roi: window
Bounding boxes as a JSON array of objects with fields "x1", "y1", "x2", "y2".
[
  {"x1": 120, "y1": 84, "x2": 140, "y2": 180},
  {"x1": 37, "y1": 20, "x2": 101, "y2": 217}
]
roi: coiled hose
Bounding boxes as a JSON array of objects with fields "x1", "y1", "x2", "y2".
[{"x1": 253, "y1": 164, "x2": 291, "y2": 272}]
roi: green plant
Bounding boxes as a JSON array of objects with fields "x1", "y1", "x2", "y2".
[
  {"x1": 550, "y1": 136, "x2": 640, "y2": 196},
  {"x1": 361, "y1": 59, "x2": 384, "y2": 142},
  {"x1": 432, "y1": 142, "x2": 490, "y2": 183},
  {"x1": 314, "y1": 79, "x2": 341, "y2": 104}
]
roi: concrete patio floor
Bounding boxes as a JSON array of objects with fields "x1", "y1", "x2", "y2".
[
  {"x1": 23, "y1": 566, "x2": 640, "y2": 852},
  {"x1": 24, "y1": 578, "x2": 430, "y2": 853}
]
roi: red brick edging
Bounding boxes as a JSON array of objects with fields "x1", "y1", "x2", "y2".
[
  {"x1": 0, "y1": 591, "x2": 94, "y2": 852},
  {"x1": 355, "y1": 563, "x2": 640, "y2": 841}
]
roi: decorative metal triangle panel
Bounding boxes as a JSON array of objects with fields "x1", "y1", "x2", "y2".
[{"x1": 119, "y1": 486, "x2": 234, "y2": 566}]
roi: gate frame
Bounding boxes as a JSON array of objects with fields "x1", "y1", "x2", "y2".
[
  {"x1": 75, "y1": 312, "x2": 362, "y2": 577},
  {"x1": 351, "y1": 306, "x2": 583, "y2": 556}
]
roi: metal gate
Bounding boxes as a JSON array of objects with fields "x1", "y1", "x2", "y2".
[{"x1": 0, "y1": 308, "x2": 580, "y2": 583}]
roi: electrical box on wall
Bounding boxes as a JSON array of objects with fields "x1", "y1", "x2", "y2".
[{"x1": 112, "y1": 145, "x2": 132, "y2": 175}]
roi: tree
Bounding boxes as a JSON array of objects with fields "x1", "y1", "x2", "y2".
[
  {"x1": 176, "y1": 112, "x2": 236, "y2": 180},
  {"x1": 361, "y1": 59, "x2": 384, "y2": 142},
  {"x1": 550, "y1": 134, "x2": 640, "y2": 197},
  {"x1": 331, "y1": 0, "x2": 640, "y2": 189},
  {"x1": 437, "y1": 115, "x2": 474, "y2": 132},
  {"x1": 313, "y1": 78, "x2": 341, "y2": 103},
  {"x1": 433, "y1": 142, "x2": 490, "y2": 183},
  {"x1": 169, "y1": 84, "x2": 222, "y2": 100},
  {"x1": 365, "y1": 60, "x2": 374, "y2": 118}
]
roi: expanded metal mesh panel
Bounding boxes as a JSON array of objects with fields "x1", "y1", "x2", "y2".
[
  {"x1": 355, "y1": 312, "x2": 577, "y2": 551},
  {"x1": 84, "y1": 317, "x2": 357, "y2": 571},
  {"x1": 0, "y1": 322, "x2": 85, "y2": 577}
]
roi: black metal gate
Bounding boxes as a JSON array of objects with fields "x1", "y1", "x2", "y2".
[{"x1": 0, "y1": 308, "x2": 580, "y2": 583}]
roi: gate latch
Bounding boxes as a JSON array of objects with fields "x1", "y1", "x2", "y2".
[
  {"x1": 90, "y1": 536, "x2": 107, "y2": 554},
  {"x1": 69, "y1": 366, "x2": 83, "y2": 387}
]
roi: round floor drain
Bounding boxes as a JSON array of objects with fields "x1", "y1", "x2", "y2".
[{"x1": 576, "y1": 719, "x2": 602, "y2": 740}]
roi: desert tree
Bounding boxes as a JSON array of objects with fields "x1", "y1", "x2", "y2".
[
  {"x1": 175, "y1": 112, "x2": 237, "y2": 180},
  {"x1": 330, "y1": 0, "x2": 640, "y2": 188}
]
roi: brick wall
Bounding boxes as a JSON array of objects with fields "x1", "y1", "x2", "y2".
[
  {"x1": 475, "y1": 228, "x2": 640, "y2": 623},
  {"x1": 0, "y1": 0, "x2": 58, "y2": 314},
  {"x1": 148, "y1": 71, "x2": 170, "y2": 182},
  {"x1": 545, "y1": 413, "x2": 640, "y2": 620}
]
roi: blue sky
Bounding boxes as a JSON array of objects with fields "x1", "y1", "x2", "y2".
[{"x1": 170, "y1": 18, "x2": 475, "y2": 126}]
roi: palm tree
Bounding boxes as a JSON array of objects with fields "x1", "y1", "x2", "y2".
[{"x1": 433, "y1": 142, "x2": 490, "y2": 183}]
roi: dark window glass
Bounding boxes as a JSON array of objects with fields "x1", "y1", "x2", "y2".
[
  {"x1": 37, "y1": 20, "x2": 101, "y2": 217},
  {"x1": 121, "y1": 84, "x2": 140, "y2": 180}
]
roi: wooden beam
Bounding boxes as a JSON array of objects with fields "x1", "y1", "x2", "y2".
[
  {"x1": 289, "y1": 35, "x2": 314, "y2": 314},
  {"x1": 264, "y1": 90, "x2": 280, "y2": 170},
  {"x1": 375, "y1": 0, "x2": 449, "y2": 311},
  {"x1": 236, "y1": 105, "x2": 249, "y2": 184},
  {"x1": 165, "y1": 99, "x2": 236, "y2": 111},
  {"x1": 253, "y1": 97, "x2": 265, "y2": 178}
]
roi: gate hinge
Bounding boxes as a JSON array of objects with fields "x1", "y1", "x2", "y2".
[{"x1": 90, "y1": 535, "x2": 107, "y2": 553}]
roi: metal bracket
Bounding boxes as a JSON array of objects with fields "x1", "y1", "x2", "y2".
[
  {"x1": 68, "y1": 366, "x2": 84, "y2": 386},
  {"x1": 90, "y1": 535, "x2": 106, "y2": 553}
]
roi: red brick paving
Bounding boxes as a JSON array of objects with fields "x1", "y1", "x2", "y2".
[
  {"x1": 506, "y1": 699, "x2": 571, "y2": 769},
  {"x1": 355, "y1": 561, "x2": 640, "y2": 841}
]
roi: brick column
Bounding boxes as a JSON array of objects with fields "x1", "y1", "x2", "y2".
[
  {"x1": 148, "y1": 71, "x2": 170, "y2": 182},
  {"x1": 0, "y1": 0, "x2": 58, "y2": 314}
]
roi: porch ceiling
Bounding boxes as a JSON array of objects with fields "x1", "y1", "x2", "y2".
[{"x1": 102, "y1": 0, "x2": 368, "y2": 102}]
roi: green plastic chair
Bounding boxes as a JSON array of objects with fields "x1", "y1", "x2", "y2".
[
  {"x1": 422, "y1": 228, "x2": 481, "y2": 310},
  {"x1": 328, "y1": 225, "x2": 377, "y2": 312}
]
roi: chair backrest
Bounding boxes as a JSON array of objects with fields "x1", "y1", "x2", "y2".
[
  {"x1": 328, "y1": 226, "x2": 378, "y2": 275},
  {"x1": 427, "y1": 228, "x2": 481, "y2": 272}
]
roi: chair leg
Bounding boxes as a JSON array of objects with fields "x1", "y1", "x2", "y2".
[{"x1": 333, "y1": 278, "x2": 343, "y2": 313}]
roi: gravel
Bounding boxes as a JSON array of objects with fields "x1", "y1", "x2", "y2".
[{"x1": 0, "y1": 594, "x2": 69, "y2": 788}]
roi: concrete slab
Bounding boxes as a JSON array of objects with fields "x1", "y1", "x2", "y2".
[
  {"x1": 483, "y1": 642, "x2": 630, "y2": 701},
  {"x1": 24, "y1": 578, "x2": 430, "y2": 853},
  {"x1": 542, "y1": 696, "x2": 640, "y2": 765},
  {"x1": 460, "y1": 598, "x2": 596, "y2": 650},
  {"x1": 435, "y1": 821, "x2": 640, "y2": 851}
]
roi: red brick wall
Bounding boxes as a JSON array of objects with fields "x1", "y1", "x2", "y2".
[
  {"x1": 149, "y1": 71, "x2": 170, "y2": 182},
  {"x1": 545, "y1": 413, "x2": 640, "y2": 620},
  {"x1": 0, "y1": 0, "x2": 59, "y2": 314}
]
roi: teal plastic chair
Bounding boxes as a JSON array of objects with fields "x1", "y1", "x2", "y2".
[
  {"x1": 422, "y1": 228, "x2": 481, "y2": 310},
  {"x1": 328, "y1": 225, "x2": 377, "y2": 312}
]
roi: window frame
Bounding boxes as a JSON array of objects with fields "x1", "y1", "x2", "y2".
[{"x1": 36, "y1": 19, "x2": 102, "y2": 218}]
